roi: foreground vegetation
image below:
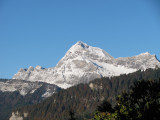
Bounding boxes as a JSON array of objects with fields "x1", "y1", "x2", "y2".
[{"x1": 93, "y1": 79, "x2": 160, "y2": 120}]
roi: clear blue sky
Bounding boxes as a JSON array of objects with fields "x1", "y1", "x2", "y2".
[{"x1": 0, "y1": 0, "x2": 160, "y2": 78}]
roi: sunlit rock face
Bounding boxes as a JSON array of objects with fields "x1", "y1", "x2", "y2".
[
  {"x1": 0, "y1": 79, "x2": 61, "y2": 97},
  {"x1": 13, "y1": 41, "x2": 160, "y2": 89},
  {"x1": 9, "y1": 112, "x2": 23, "y2": 120}
]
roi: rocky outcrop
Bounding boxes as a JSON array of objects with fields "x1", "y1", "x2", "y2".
[
  {"x1": 0, "y1": 79, "x2": 61, "y2": 97},
  {"x1": 9, "y1": 112, "x2": 23, "y2": 120}
]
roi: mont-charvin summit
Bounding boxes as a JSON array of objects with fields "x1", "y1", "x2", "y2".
[{"x1": 13, "y1": 41, "x2": 160, "y2": 89}]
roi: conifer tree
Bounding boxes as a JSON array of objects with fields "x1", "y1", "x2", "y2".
[{"x1": 94, "y1": 79, "x2": 160, "y2": 120}]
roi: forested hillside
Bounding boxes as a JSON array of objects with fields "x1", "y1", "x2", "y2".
[
  {"x1": 0, "y1": 80, "x2": 61, "y2": 120},
  {"x1": 14, "y1": 68, "x2": 160, "y2": 120}
]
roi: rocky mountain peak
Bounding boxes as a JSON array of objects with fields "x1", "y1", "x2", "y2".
[
  {"x1": 66, "y1": 41, "x2": 113, "y2": 60},
  {"x1": 134, "y1": 52, "x2": 157, "y2": 61},
  {"x1": 35, "y1": 65, "x2": 43, "y2": 70},
  {"x1": 27, "y1": 66, "x2": 34, "y2": 72},
  {"x1": 137, "y1": 52, "x2": 152, "y2": 57},
  {"x1": 68, "y1": 41, "x2": 89, "y2": 54},
  {"x1": 13, "y1": 41, "x2": 160, "y2": 89},
  {"x1": 76, "y1": 41, "x2": 89, "y2": 49},
  {"x1": 19, "y1": 68, "x2": 26, "y2": 72}
]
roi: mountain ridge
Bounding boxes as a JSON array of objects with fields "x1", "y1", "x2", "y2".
[
  {"x1": 0, "y1": 79, "x2": 61, "y2": 97},
  {"x1": 13, "y1": 41, "x2": 160, "y2": 88}
]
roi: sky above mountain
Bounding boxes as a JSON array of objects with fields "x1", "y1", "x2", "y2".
[{"x1": 0, "y1": 0, "x2": 160, "y2": 78}]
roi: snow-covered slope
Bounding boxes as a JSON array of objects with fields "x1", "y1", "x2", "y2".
[
  {"x1": 0, "y1": 79, "x2": 61, "y2": 97},
  {"x1": 13, "y1": 41, "x2": 160, "y2": 89}
]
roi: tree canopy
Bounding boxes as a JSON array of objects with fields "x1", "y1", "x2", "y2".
[{"x1": 94, "y1": 79, "x2": 160, "y2": 120}]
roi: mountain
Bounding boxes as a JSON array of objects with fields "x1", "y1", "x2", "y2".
[
  {"x1": 0, "y1": 79, "x2": 61, "y2": 120},
  {"x1": 10, "y1": 68, "x2": 160, "y2": 120},
  {"x1": 0, "y1": 79, "x2": 61, "y2": 97},
  {"x1": 13, "y1": 41, "x2": 160, "y2": 88}
]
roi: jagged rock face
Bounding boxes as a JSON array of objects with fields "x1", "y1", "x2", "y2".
[
  {"x1": 115, "y1": 52, "x2": 159, "y2": 70},
  {"x1": 13, "y1": 41, "x2": 160, "y2": 89},
  {"x1": 0, "y1": 79, "x2": 61, "y2": 97}
]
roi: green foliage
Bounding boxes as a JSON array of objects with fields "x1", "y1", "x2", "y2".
[
  {"x1": 94, "y1": 101, "x2": 115, "y2": 120},
  {"x1": 94, "y1": 79, "x2": 160, "y2": 120}
]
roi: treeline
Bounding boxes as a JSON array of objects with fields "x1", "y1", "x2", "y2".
[{"x1": 16, "y1": 68, "x2": 160, "y2": 120}]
